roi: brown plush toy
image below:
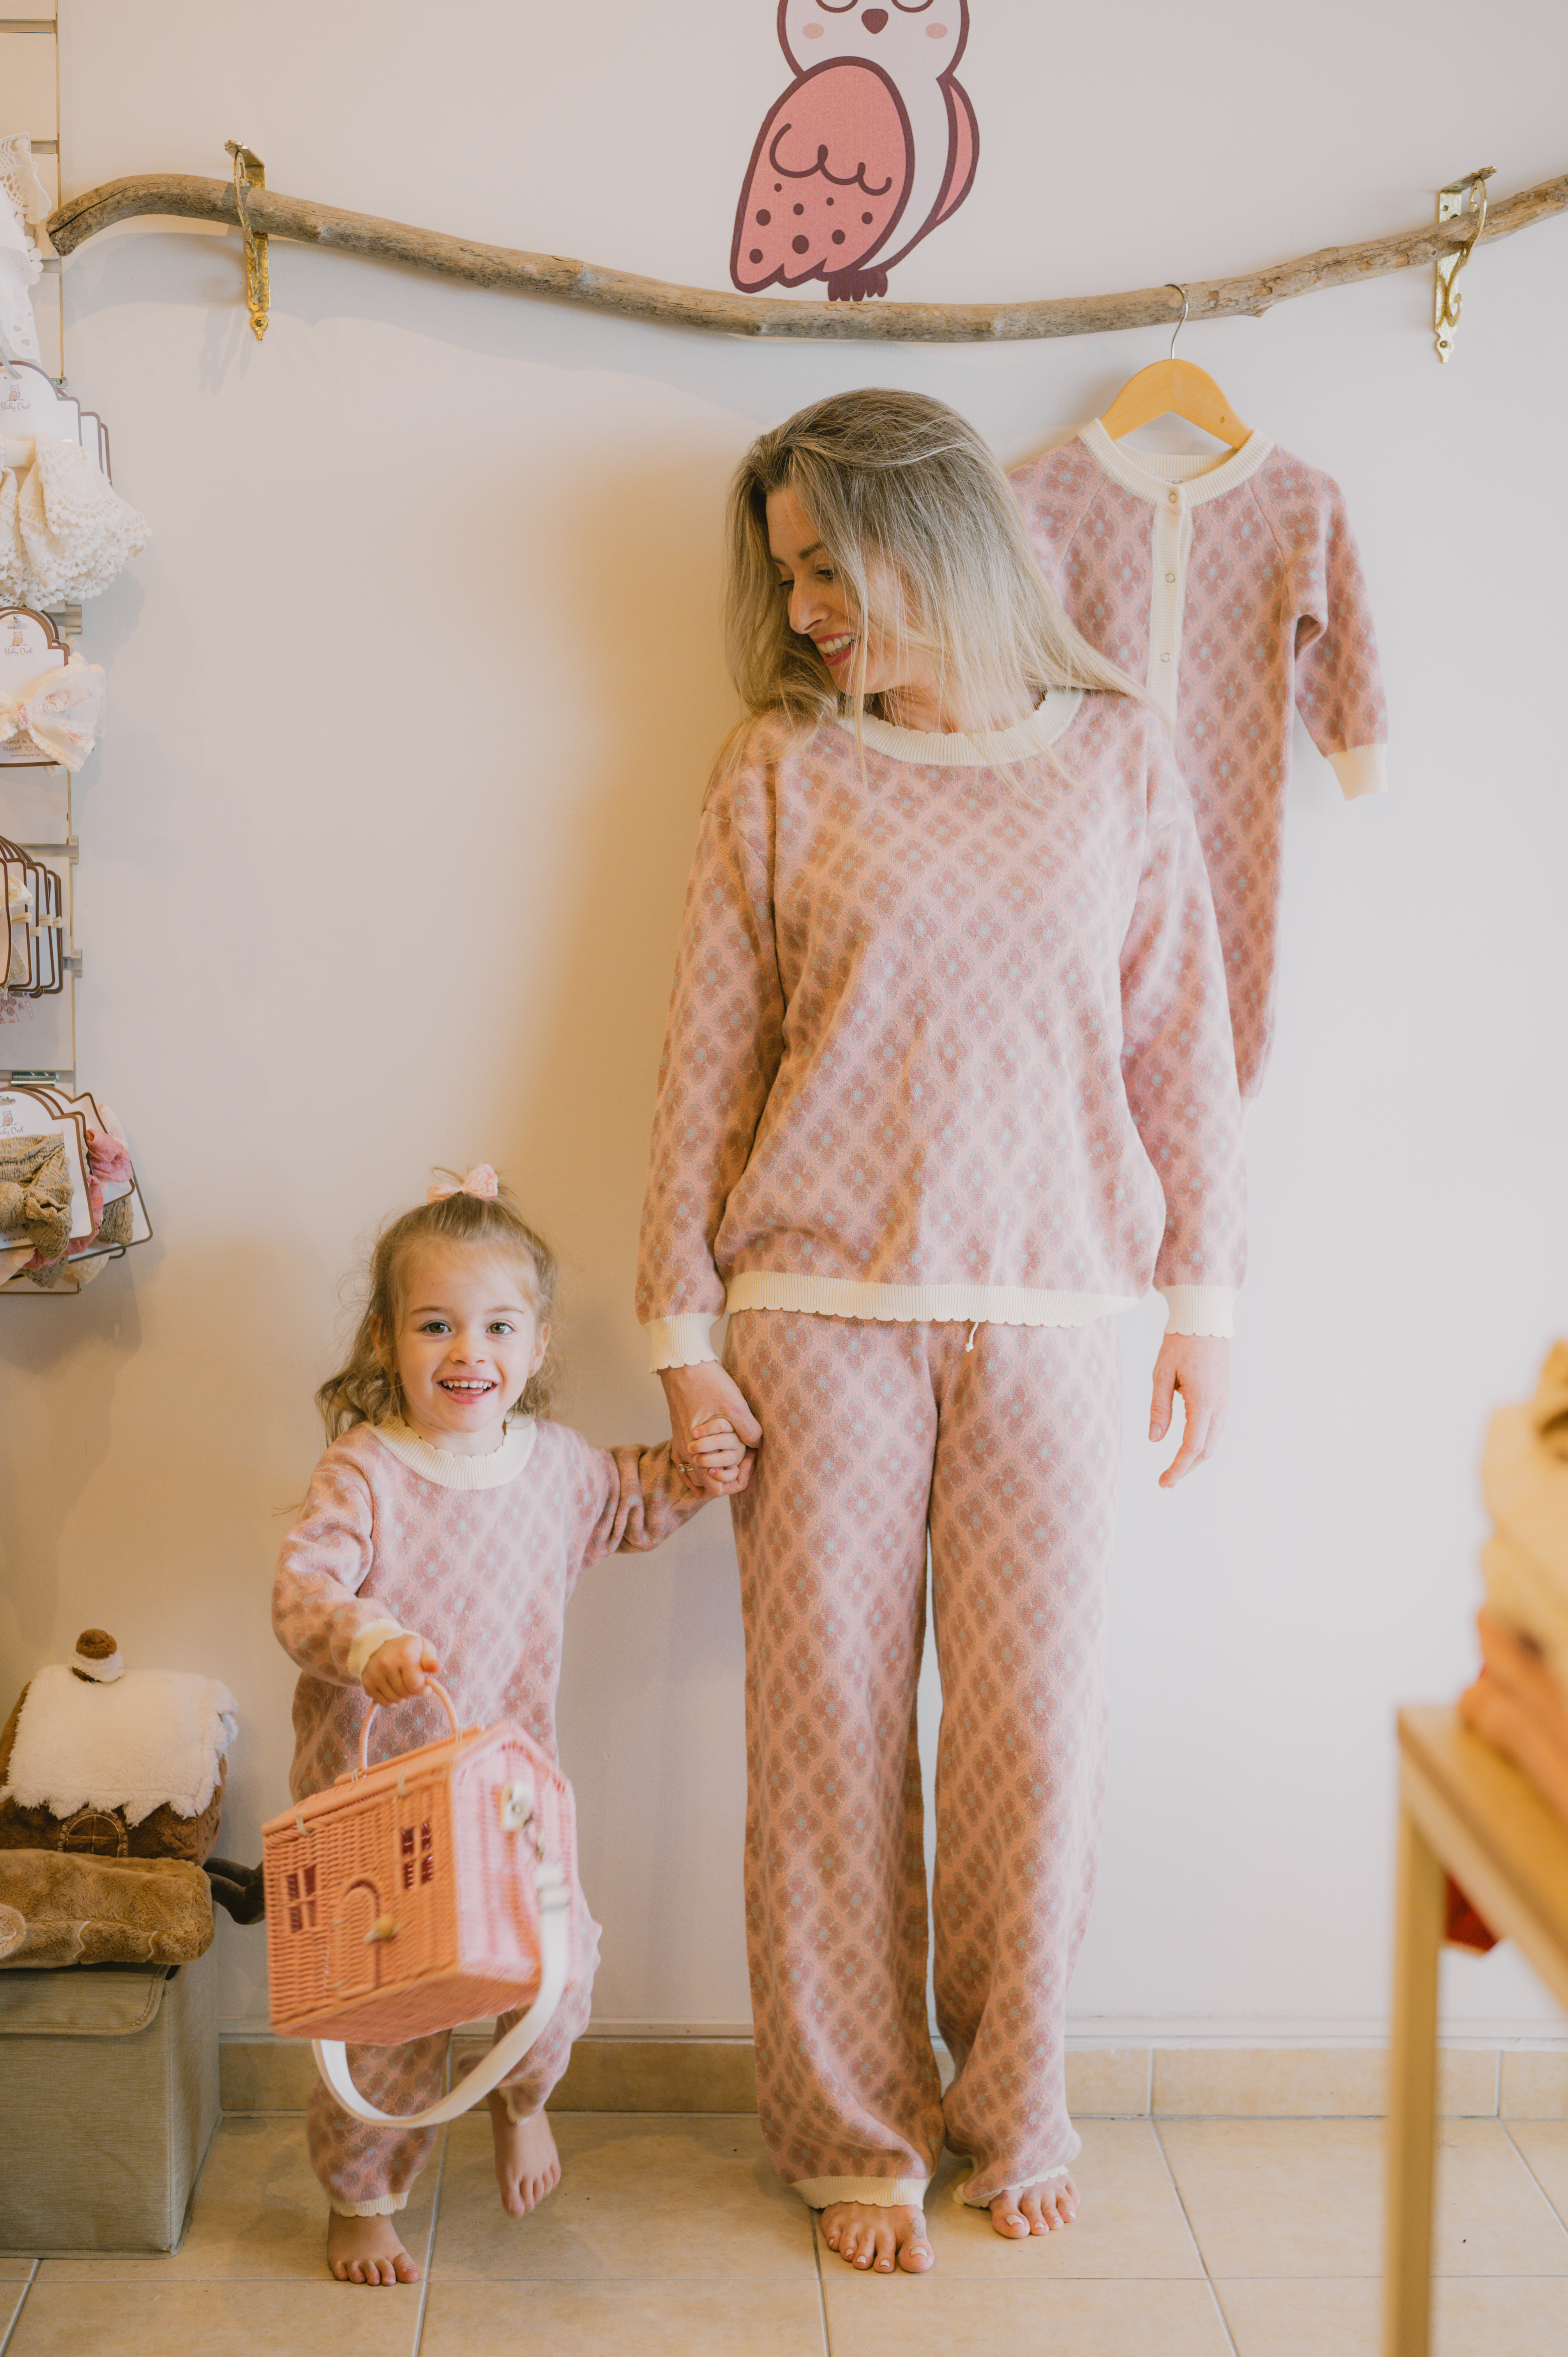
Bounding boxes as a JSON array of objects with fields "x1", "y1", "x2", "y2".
[
  {"x1": 0, "y1": 1853, "x2": 214, "y2": 1969},
  {"x1": 0, "y1": 1628, "x2": 256, "y2": 1967},
  {"x1": 0, "y1": 1629, "x2": 230, "y2": 1861}
]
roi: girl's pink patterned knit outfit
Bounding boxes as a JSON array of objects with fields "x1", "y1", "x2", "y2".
[
  {"x1": 1009, "y1": 426, "x2": 1388, "y2": 1099},
  {"x1": 637, "y1": 693, "x2": 1246, "y2": 2209},
  {"x1": 273, "y1": 1415, "x2": 701, "y2": 2215}
]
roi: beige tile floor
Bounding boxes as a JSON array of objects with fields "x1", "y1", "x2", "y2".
[{"x1": 4, "y1": 2110, "x2": 1568, "y2": 2355}]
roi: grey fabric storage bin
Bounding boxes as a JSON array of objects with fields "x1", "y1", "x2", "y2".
[{"x1": 0, "y1": 1952, "x2": 219, "y2": 2253}]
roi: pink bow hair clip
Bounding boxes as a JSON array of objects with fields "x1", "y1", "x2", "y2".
[
  {"x1": 427, "y1": 1164, "x2": 500, "y2": 1204},
  {"x1": 0, "y1": 657, "x2": 106, "y2": 773}
]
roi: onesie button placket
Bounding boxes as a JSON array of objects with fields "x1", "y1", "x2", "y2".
[{"x1": 1148, "y1": 481, "x2": 1192, "y2": 725}]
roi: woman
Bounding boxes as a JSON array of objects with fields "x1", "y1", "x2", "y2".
[{"x1": 637, "y1": 390, "x2": 1244, "y2": 2275}]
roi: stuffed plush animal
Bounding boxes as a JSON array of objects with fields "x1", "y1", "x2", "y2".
[
  {"x1": 0, "y1": 1627, "x2": 235, "y2": 1863},
  {"x1": 0, "y1": 1628, "x2": 260, "y2": 1965},
  {"x1": 0, "y1": 1852, "x2": 214, "y2": 1969}
]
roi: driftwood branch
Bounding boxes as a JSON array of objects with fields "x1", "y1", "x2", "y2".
[{"x1": 46, "y1": 168, "x2": 1568, "y2": 344}]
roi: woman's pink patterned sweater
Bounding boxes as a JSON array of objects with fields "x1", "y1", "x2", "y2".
[
  {"x1": 637, "y1": 691, "x2": 1246, "y2": 1361},
  {"x1": 1008, "y1": 426, "x2": 1388, "y2": 1100},
  {"x1": 274, "y1": 1418, "x2": 703, "y2": 1802}
]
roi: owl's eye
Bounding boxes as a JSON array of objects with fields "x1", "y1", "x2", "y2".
[
  {"x1": 814, "y1": 0, "x2": 858, "y2": 13},
  {"x1": 891, "y1": 0, "x2": 938, "y2": 11}
]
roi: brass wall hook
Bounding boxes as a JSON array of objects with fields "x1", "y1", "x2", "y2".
[
  {"x1": 224, "y1": 141, "x2": 269, "y2": 341},
  {"x1": 1434, "y1": 166, "x2": 1494, "y2": 362}
]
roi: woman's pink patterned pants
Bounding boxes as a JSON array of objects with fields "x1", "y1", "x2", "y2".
[{"x1": 726, "y1": 1310, "x2": 1121, "y2": 2210}]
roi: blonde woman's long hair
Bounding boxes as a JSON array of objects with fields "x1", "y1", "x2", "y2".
[
  {"x1": 316, "y1": 1178, "x2": 559, "y2": 1441},
  {"x1": 726, "y1": 387, "x2": 1144, "y2": 739}
]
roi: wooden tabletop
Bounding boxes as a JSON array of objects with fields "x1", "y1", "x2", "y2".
[{"x1": 1398, "y1": 1705, "x2": 1568, "y2": 2012}]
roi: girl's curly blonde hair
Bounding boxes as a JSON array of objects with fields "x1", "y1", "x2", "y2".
[{"x1": 316, "y1": 1177, "x2": 559, "y2": 1441}]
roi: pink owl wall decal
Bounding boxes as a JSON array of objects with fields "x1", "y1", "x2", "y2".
[{"x1": 731, "y1": 0, "x2": 978, "y2": 303}]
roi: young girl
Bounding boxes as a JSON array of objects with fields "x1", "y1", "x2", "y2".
[{"x1": 273, "y1": 1164, "x2": 748, "y2": 2287}]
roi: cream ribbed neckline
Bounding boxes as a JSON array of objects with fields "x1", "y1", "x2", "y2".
[
  {"x1": 1078, "y1": 419, "x2": 1274, "y2": 506},
  {"x1": 371, "y1": 1417, "x2": 538, "y2": 1491},
  {"x1": 836, "y1": 687, "x2": 1084, "y2": 769}
]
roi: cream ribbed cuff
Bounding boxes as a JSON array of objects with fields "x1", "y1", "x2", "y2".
[
  {"x1": 956, "y1": 2161, "x2": 1074, "y2": 2210},
  {"x1": 793, "y1": 2175, "x2": 929, "y2": 2210},
  {"x1": 646, "y1": 1313, "x2": 721, "y2": 1372},
  {"x1": 345, "y1": 1618, "x2": 410, "y2": 1681},
  {"x1": 1157, "y1": 1285, "x2": 1236, "y2": 1339},
  {"x1": 329, "y1": 2192, "x2": 409, "y2": 2217},
  {"x1": 1329, "y1": 743, "x2": 1388, "y2": 800}
]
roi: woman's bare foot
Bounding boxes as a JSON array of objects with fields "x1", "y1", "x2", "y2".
[
  {"x1": 488, "y1": 2091, "x2": 561, "y2": 2217},
  {"x1": 326, "y1": 2211, "x2": 420, "y2": 2284},
  {"x1": 988, "y1": 2171, "x2": 1079, "y2": 2237},
  {"x1": 819, "y1": 2201, "x2": 933, "y2": 2273}
]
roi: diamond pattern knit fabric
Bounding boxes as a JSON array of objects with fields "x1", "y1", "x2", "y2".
[
  {"x1": 636, "y1": 695, "x2": 1245, "y2": 1341},
  {"x1": 305, "y1": 1981, "x2": 595, "y2": 2213},
  {"x1": 275, "y1": 1421, "x2": 700, "y2": 1799},
  {"x1": 726, "y1": 1309, "x2": 1120, "y2": 2207},
  {"x1": 275, "y1": 1417, "x2": 701, "y2": 2210},
  {"x1": 1009, "y1": 432, "x2": 1388, "y2": 1098}
]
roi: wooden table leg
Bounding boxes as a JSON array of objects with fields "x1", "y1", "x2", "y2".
[{"x1": 1384, "y1": 1791, "x2": 1444, "y2": 2357}]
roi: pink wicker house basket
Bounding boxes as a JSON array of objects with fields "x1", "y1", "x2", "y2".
[{"x1": 262, "y1": 1684, "x2": 577, "y2": 2127}]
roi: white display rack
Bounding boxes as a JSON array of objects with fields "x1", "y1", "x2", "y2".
[{"x1": 0, "y1": 357, "x2": 115, "y2": 1085}]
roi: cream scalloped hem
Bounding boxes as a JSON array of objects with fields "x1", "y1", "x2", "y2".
[
  {"x1": 793, "y1": 2176, "x2": 929, "y2": 2210},
  {"x1": 952, "y1": 2160, "x2": 1075, "y2": 2211},
  {"x1": 644, "y1": 1275, "x2": 1239, "y2": 1370},
  {"x1": 329, "y1": 2193, "x2": 409, "y2": 2217}
]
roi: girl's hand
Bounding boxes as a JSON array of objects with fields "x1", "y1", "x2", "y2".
[
  {"x1": 686, "y1": 1415, "x2": 753, "y2": 1493},
  {"x1": 1150, "y1": 1333, "x2": 1230, "y2": 1488},
  {"x1": 660, "y1": 1362, "x2": 763, "y2": 1498},
  {"x1": 362, "y1": 1633, "x2": 440, "y2": 1704}
]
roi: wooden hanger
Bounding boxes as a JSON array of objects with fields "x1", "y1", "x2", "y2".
[{"x1": 1097, "y1": 286, "x2": 1251, "y2": 451}]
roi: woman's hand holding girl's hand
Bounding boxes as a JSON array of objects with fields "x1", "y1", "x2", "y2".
[
  {"x1": 685, "y1": 1415, "x2": 753, "y2": 1493},
  {"x1": 659, "y1": 1362, "x2": 763, "y2": 1497},
  {"x1": 362, "y1": 1634, "x2": 440, "y2": 1705},
  {"x1": 1150, "y1": 1333, "x2": 1230, "y2": 1489}
]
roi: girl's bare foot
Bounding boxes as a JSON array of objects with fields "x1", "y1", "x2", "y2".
[
  {"x1": 819, "y1": 2201, "x2": 933, "y2": 2274},
  {"x1": 988, "y1": 2170, "x2": 1078, "y2": 2237},
  {"x1": 326, "y1": 2211, "x2": 420, "y2": 2284},
  {"x1": 488, "y1": 2090, "x2": 561, "y2": 2217}
]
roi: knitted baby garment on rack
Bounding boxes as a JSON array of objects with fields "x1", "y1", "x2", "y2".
[
  {"x1": 0, "y1": 1133, "x2": 70, "y2": 1265},
  {"x1": 0, "y1": 431, "x2": 150, "y2": 608},
  {"x1": 0, "y1": 1090, "x2": 148, "y2": 1293},
  {"x1": 1009, "y1": 426, "x2": 1388, "y2": 1101},
  {"x1": 0, "y1": 136, "x2": 48, "y2": 366}
]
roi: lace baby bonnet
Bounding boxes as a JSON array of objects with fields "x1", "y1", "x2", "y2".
[{"x1": 0, "y1": 434, "x2": 150, "y2": 609}]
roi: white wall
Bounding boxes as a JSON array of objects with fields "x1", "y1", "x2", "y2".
[{"x1": 0, "y1": 0, "x2": 1564, "y2": 2037}]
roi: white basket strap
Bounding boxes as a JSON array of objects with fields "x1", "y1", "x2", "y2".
[{"x1": 311, "y1": 1863, "x2": 570, "y2": 2129}]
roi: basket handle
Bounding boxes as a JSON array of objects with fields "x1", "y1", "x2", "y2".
[
  {"x1": 311, "y1": 1862, "x2": 571, "y2": 2129},
  {"x1": 357, "y1": 1677, "x2": 461, "y2": 1776}
]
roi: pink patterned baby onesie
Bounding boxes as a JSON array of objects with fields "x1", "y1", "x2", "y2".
[
  {"x1": 272, "y1": 1415, "x2": 704, "y2": 2214},
  {"x1": 1009, "y1": 424, "x2": 1388, "y2": 1098}
]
